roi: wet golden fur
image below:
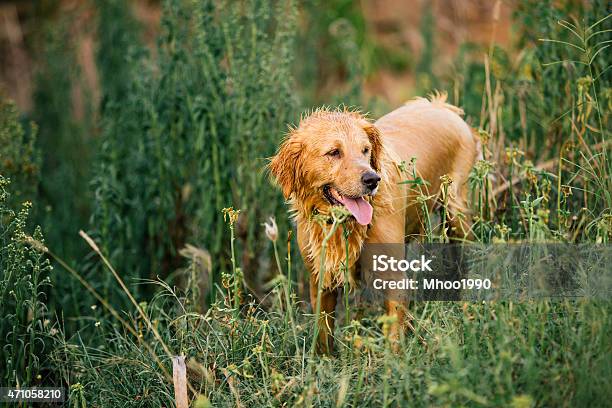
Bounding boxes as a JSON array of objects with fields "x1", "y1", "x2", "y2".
[
  {"x1": 269, "y1": 108, "x2": 392, "y2": 289},
  {"x1": 269, "y1": 93, "x2": 479, "y2": 352}
]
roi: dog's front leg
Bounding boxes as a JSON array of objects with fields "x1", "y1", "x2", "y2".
[
  {"x1": 384, "y1": 298, "x2": 407, "y2": 347},
  {"x1": 367, "y1": 208, "x2": 410, "y2": 347},
  {"x1": 309, "y1": 274, "x2": 337, "y2": 354}
]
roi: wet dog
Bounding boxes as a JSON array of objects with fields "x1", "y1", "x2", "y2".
[{"x1": 269, "y1": 93, "x2": 479, "y2": 352}]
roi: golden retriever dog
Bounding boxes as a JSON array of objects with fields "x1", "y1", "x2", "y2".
[{"x1": 269, "y1": 93, "x2": 479, "y2": 353}]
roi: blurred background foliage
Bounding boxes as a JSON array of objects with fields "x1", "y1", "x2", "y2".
[
  {"x1": 89, "y1": 0, "x2": 298, "y2": 309},
  {"x1": 0, "y1": 0, "x2": 610, "y2": 401}
]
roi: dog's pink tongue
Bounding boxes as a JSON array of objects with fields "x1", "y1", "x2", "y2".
[{"x1": 338, "y1": 196, "x2": 373, "y2": 225}]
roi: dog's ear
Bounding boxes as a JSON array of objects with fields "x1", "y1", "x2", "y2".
[
  {"x1": 268, "y1": 137, "x2": 303, "y2": 199},
  {"x1": 363, "y1": 122, "x2": 383, "y2": 172}
]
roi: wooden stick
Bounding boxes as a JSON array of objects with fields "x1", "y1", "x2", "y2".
[{"x1": 173, "y1": 356, "x2": 189, "y2": 408}]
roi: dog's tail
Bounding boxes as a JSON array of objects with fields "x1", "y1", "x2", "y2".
[
  {"x1": 407, "y1": 90, "x2": 465, "y2": 117},
  {"x1": 409, "y1": 91, "x2": 482, "y2": 160}
]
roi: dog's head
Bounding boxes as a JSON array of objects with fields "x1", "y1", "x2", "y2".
[{"x1": 269, "y1": 109, "x2": 383, "y2": 225}]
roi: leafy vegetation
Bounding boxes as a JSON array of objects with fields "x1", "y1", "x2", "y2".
[
  {"x1": 88, "y1": 0, "x2": 297, "y2": 308},
  {"x1": 0, "y1": 176, "x2": 51, "y2": 389},
  {"x1": 0, "y1": 100, "x2": 40, "y2": 208}
]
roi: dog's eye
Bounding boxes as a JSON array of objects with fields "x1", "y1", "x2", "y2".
[
  {"x1": 327, "y1": 149, "x2": 340, "y2": 157},
  {"x1": 363, "y1": 147, "x2": 370, "y2": 155}
]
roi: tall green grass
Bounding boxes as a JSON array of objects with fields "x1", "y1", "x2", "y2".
[
  {"x1": 32, "y1": 20, "x2": 94, "y2": 260},
  {"x1": 445, "y1": 0, "x2": 610, "y2": 244},
  {"x1": 89, "y1": 0, "x2": 298, "y2": 306},
  {"x1": 44, "y1": 231, "x2": 611, "y2": 406},
  {"x1": 0, "y1": 176, "x2": 51, "y2": 389}
]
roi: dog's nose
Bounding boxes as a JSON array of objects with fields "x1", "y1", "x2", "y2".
[{"x1": 361, "y1": 171, "x2": 381, "y2": 190}]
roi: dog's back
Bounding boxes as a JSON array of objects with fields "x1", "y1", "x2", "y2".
[{"x1": 374, "y1": 93, "x2": 478, "y2": 238}]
